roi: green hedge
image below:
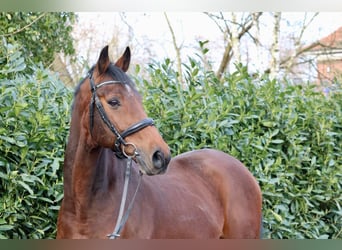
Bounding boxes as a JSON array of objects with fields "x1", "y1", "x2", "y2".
[
  {"x1": 0, "y1": 46, "x2": 341, "y2": 238},
  {"x1": 137, "y1": 58, "x2": 342, "y2": 239},
  {"x1": 0, "y1": 46, "x2": 72, "y2": 238}
]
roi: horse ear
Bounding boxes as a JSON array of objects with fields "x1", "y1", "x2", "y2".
[
  {"x1": 115, "y1": 47, "x2": 131, "y2": 72},
  {"x1": 96, "y1": 45, "x2": 110, "y2": 75}
]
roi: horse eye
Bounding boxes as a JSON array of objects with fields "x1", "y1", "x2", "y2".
[{"x1": 108, "y1": 98, "x2": 120, "y2": 108}]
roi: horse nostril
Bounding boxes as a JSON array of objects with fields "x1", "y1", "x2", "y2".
[
  {"x1": 152, "y1": 150, "x2": 167, "y2": 170},
  {"x1": 165, "y1": 153, "x2": 171, "y2": 167}
]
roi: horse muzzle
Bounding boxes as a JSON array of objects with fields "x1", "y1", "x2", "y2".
[{"x1": 136, "y1": 148, "x2": 171, "y2": 176}]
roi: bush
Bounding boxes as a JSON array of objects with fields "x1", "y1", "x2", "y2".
[
  {"x1": 0, "y1": 43, "x2": 340, "y2": 238},
  {"x1": 136, "y1": 58, "x2": 342, "y2": 239},
  {"x1": 0, "y1": 45, "x2": 72, "y2": 238}
]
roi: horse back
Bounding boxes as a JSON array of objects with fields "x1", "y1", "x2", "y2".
[{"x1": 169, "y1": 148, "x2": 262, "y2": 238}]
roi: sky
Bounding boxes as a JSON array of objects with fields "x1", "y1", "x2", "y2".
[{"x1": 73, "y1": 12, "x2": 342, "y2": 75}]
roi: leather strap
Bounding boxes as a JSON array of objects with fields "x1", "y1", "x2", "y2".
[{"x1": 107, "y1": 157, "x2": 143, "y2": 239}]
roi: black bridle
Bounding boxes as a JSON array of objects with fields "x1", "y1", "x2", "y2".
[
  {"x1": 88, "y1": 70, "x2": 154, "y2": 239},
  {"x1": 88, "y1": 72, "x2": 154, "y2": 158}
]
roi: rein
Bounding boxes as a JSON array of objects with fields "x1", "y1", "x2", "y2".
[
  {"x1": 107, "y1": 156, "x2": 143, "y2": 239},
  {"x1": 88, "y1": 73, "x2": 152, "y2": 239}
]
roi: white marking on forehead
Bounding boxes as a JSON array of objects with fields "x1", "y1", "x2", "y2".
[{"x1": 125, "y1": 83, "x2": 134, "y2": 96}]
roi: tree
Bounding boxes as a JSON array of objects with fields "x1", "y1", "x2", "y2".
[
  {"x1": 269, "y1": 12, "x2": 281, "y2": 80},
  {"x1": 58, "y1": 12, "x2": 143, "y2": 86},
  {"x1": 205, "y1": 12, "x2": 263, "y2": 80},
  {"x1": 280, "y1": 13, "x2": 319, "y2": 80},
  {"x1": 0, "y1": 12, "x2": 76, "y2": 72},
  {"x1": 164, "y1": 12, "x2": 184, "y2": 86},
  {"x1": 256, "y1": 12, "x2": 321, "y2": 84}
]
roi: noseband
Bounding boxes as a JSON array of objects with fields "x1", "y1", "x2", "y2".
[{"x1": 88, "y1": 73, "x2": 154, "y2": 158}]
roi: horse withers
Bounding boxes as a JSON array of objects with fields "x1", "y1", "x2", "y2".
[{"x1": 56, "y1": 45, "x2": 262, "y2": 239}]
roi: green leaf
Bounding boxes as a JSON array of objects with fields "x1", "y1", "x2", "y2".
[
  {"x1": 318, "y1": 234, "x2": 329, "y2": 239},
  {"x1": 17, "y1": 181, "x2": 34, "y2": 195},
  {"x1": 0, "y1": 225, "x2": 14, "y2": 231},
  {"x1": 262, "y1": 121, "x2": 276, "y2": 128},
  {"x1": 0, "y1": 172, "x2": 8, "y2": 180},
  {"x1": 271, "y1": 139, "x2": 284, "y2": 144},
  {"x1": 270, "y1": 210, "x2": 283, "y2": 223}
]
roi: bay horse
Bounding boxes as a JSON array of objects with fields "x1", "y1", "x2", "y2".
[{"x1": 56, "y1": 45, "x2": 262, "y2": 239}]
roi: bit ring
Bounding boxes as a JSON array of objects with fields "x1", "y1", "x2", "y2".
[{"x1": 122, "y1": 142, "x2": 138, "y2": 158}]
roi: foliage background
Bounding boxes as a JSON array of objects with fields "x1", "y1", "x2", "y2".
[
  {"x1": 0, "y1": 43, "x2": 341, "y2": 238},
  {"x1": 136, "y1": 55, "x2": 342, "y2": 239},
  {"x1": 0, "y1": 44, "x2": 72, "y2": 238},
  {"x1": 0, "y1": 12, "x2": 75, "y2": 73}
]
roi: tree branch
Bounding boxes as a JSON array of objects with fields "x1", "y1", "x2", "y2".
[
  {"x1": 264, "y1": 41, "x2": 321, "y2": 74},
  {"x1": 164, "y1": 12, "x2": 183, "y2": 86},
  {"x1": 213, "y1": 12, "x2": 263, "y2": 79},
  {"x1": 1, "y1": 13, "x2": 47, "y2": 37}
]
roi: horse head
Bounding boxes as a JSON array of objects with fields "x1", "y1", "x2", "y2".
[{"x1": 83, "y1": 45, "x2": 171, "y2": 175}]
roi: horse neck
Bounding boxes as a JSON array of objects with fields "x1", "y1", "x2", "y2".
[{"x1": 63, "y1": 106, "x2": 124, "y2": 210}]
